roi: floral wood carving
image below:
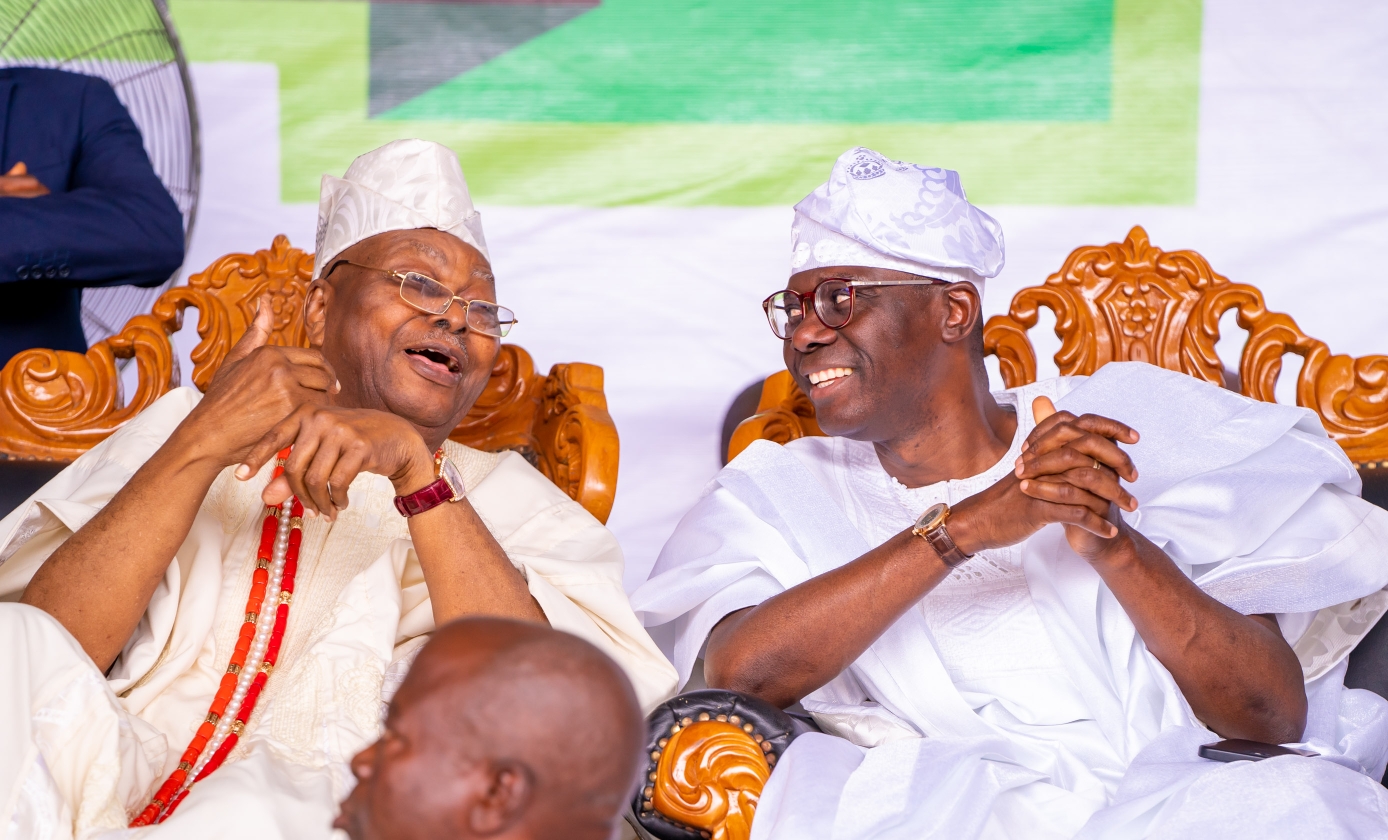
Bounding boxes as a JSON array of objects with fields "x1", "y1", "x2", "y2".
[
  {"x1": 651, "y1": 720, "x2": 770, "y2": 840},
  {"x1": 0, "y1": 237, "x2": 620, "y2": 522},
  {"x1": 731, "y1": 227, "x2": 1388, "y2": 465},
  {"x1": 726, "y1": 370, "x2": 824, "y2": 462}
]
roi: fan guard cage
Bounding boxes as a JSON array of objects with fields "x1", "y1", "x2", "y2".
[{"x1": 0, "y1": 0, "x2": 200, "y2": 348}]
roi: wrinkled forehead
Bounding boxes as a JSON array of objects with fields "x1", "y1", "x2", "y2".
[
  {"x1": 786, "y1": 264, "x2": 929, "y2": 293},
  {"x1": 350, "y1": 228, "x2": 496, "y2": 293}
]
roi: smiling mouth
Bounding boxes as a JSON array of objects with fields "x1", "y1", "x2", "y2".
[
  {"x1": 405, "y1": 347, "x2": 460, "y2": 373},
  {"x1": 807, "y1": 367, "x2": 853, "y2": 388}
]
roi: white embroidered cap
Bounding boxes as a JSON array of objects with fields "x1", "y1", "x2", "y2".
[
  {"x1": 791, "y1": 147, "x2": 1004, "y2": 296},
  {"x1": 313, "y1": 139, "x2": 489, "y2": 280}
]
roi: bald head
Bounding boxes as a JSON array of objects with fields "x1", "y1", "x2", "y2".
[{"x1": 335, "y1": 618, "x2": 645, "y2": 840}]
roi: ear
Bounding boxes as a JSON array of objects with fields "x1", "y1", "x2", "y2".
[
  {"x1": 304, "y1": 280, "x2": 329, "y2": 350},
  {"x1": 466, "y1": 760, "x2": 534, "y2": 836},
  {"x1": 939, "y1": 283, "x2": 982, "y2": 345}
]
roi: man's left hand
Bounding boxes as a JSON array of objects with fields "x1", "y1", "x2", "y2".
[
  {"x1": 1014, "y1": 396, "x2": 1141, "y2": 562},
  {"x1": 238, "y1": 404, "x2": 436, "y2": 518},
  {"x1": 0, "y1": 162, "x2": 51, "y2": 198}
]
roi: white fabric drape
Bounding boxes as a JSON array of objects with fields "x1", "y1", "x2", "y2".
[
  {"x1": 632, "y1": 363, "x2": 1388, "y2": 838},
  {"x1": 0, "y1": 387, "x2": 676, "y2": 839}
]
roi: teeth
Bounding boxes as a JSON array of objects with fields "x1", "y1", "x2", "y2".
[{"x1": 808, "y1": 367, "x2": 853, "y2": 386}]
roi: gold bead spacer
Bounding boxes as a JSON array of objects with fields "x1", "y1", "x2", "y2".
[
  {"x1": 226, "y1": 663, "x2": 241, "y2": 675},
  {"x1": 256, "y1": 558, "x2": 270, "y2": 570},
  {"x1": 279, "y1": 590, "x2": 293, "y2": 605},
  {"x1": 244, "y1": 612, "x2": 258, "y2": 624},
  {"x1": 260, "y1": 662, "x2": 274, "y2": 675},
  {"x1": 289, "y1": 517, "x2": 304, "y2": 529},
  {"x1": 178, "y1": 761, "x2": 193, "y2": 772},
  {"x1": 206, "y1": 712, "x2": 220, "y2": 724},
  {"x1": 231, "y1": 720, "x2": 245, "y2": 736}
]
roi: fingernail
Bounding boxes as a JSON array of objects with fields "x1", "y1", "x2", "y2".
[
  {"x1": 304, "y1": 508, "x2": 317, "y2": 518},
  {"x1": 235, "y1": 465, "x2": 251, "y2": 480},
  {"x1": 334, "y1": 379, "x2": 341, "y2": 393},
  {"x1": 1019, "y1": 480, "x2": 1029, "y2": 491}
]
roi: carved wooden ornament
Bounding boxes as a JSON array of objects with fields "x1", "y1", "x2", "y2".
[
  {"x1": 0, "y1": 236, "x2": 621, "y2": 523},
  {"x1": 728, "y1": 227, "x2": 1388, "y2": 466},
  {"x1": 652, "y1": 720, "x2": 770, "y2": 840}
]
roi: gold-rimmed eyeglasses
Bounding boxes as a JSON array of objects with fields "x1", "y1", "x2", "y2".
[{"x1": 326, "y1": 259, "x2": 517, "y2": 338}]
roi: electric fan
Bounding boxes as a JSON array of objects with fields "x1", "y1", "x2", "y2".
[{"x1": 0, "y1": 0, "x2": 199, "y2": 347}]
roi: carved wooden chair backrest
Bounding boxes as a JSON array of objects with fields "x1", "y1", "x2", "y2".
[
  {"x1": 0, "y1": 236, "x2": 620, "y2": 523},
  {"x1": 729, "y1": 226, "x2": 1388, "y2": 469}
]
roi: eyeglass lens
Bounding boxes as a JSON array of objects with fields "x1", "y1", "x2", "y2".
[
  {"x1": 766, "y1": 280, "x2": 854, "y2": 339},
  {"x1": 398, "y1": 272, "x2": 516, "y2": 337}
]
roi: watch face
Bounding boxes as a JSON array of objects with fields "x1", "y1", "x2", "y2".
[
  {"x1": 915, "y1": 502, "x2": 949, "y2": 532},
  {"x1": 439, "y1": 456, "x2": 466, "y2": 501}
]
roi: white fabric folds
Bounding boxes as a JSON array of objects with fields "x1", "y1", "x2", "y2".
[
  {"x1": 313, "y1": 138, "x2": 489, "y2": 279},
  {"x1": 632, "y1": 362, "x2": 1388, "y2": 839},
  {"x1": 790, "y1": 146, "x2": 1005, "y2": 293},
  {"x1": 0, "y1": 388, "x2": 677, "y2": 838}
]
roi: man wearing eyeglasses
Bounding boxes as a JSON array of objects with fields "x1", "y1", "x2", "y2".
[
  {"x1": 634, "y1": 147, "x2": 1388, "y2": 838},
  {"x1": 0, "y1": 139, "x2": 675, "y2": 837}
]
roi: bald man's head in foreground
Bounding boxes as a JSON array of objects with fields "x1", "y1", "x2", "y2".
[{"x1": 335, "y1": 618, "x2": 646, "y2": 840}]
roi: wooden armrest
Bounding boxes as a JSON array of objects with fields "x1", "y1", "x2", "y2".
[{"x1": 633, "y1": 689, "x2": 808, "y2": 840}]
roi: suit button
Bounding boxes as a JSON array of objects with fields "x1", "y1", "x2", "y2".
[
  {"x1": 59, "y1": 265, "x2": 70, "y2": 278},
  {"x1": 45, "y1": 266, "x2": 58, "y2": 279},
  {"x1": 16, "y1": 266, "x2": 28, "y2": 280}
]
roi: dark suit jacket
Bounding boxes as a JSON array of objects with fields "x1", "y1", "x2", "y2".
[{"x1": 0, "y1": 67, "x2": 185, "y2": 367}]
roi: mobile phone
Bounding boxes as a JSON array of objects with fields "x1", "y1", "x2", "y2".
[{"x1": 1198, "y1": 739, "x2": 1318, "y2": 763}]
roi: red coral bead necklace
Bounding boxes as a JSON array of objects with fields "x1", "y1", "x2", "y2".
[{"x1": 129, "y1": 449, "x2": 302, "y2": 826}]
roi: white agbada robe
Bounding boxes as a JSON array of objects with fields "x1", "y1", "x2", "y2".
[
  {"x1": 632, "y1": 363, "x2": 1388, "y2": 839},
  {"x1": 0, "y1": 387, "x2": 678, "y2": 839}
]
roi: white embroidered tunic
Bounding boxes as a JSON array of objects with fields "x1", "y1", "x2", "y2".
[
  {"x1": 0, "y1": 387, "x2": 677, "y2": 839},
  {"x1": 633, "y1": 363, "x2": 1388, "y2": 839}
]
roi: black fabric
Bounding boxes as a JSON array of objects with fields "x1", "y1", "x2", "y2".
[
  {"x1": 1360, "y1": 466, "x2": 1388, "y2": 512},
  {"x1": 0, "y1": 460, "x2": 64, "y2": 519},
  {"x1": 720, "y1": 378, "x2": 766, "y2": 466},
  {"x1": 631, "y1": 689, "x2": 816, "y2": 840}
]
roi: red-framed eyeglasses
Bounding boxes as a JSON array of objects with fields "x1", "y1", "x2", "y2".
[{"x1": 762, "y1": 276, "x2": 947, "y2": 340}]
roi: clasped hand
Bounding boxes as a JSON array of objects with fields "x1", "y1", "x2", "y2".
[
  {"x1": 185, "y1": 296, "x2": 433, "y2": 519},
  {"x1": 952, "y1": 396, "x2": 1141, "y2": 562}
]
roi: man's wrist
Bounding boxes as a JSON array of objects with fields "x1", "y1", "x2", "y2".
[
  {"x1": 944, "y1": 499, "x2": 987, "y2": 557},
  {"x1": 1083, "y1": 521, "x2": 1140, "y2": 570},
  {"x1": 391, "y1": 445, "x2": 440, "y2": 495}
]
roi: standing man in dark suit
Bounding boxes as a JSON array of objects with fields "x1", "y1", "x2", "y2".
[{"x1": 0, "y1": 66, "x2": 185, "y2": 367}]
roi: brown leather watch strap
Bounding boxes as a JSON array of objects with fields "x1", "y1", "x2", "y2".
[{"x1": 924, "y1": 522, "x2": 971, "y2": 568}]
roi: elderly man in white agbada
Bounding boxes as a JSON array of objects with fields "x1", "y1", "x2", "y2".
[
  {"x1": 0, "y1": 139, "x2": 676, "y2": 837},
  {"x1": 632, "y1": 147, "x2": 1388, "y2": 838}
]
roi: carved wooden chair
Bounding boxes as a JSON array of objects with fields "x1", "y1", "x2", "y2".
[
  {"x1": 0, "y1": 236, "x2": 620, "y2": 523},
  {"x1": 730, "y1": 226, "x2": 1388, "y2": 471},
  {"x1": 648, "y1": 227, "x2": 1388, "y2": 840}
]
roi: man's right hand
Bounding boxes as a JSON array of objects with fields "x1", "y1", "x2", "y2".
[
  {"x1": 948, "y1": 396, "x2": 1140, "y2": 558},
  {"x1": 0, "y1": 162, "x2": 51, "y2": 198},
  {"x1": 178, "y1": 294, "x2": 340, "y2": 469}
]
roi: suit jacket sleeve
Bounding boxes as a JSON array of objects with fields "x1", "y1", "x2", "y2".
[{"x1": 0, "y1": 73, "x2": 185, "y2": 287}]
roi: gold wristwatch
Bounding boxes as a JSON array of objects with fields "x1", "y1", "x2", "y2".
[{"x1": 911, "y1": 502, "x2": 972, "y2": 568}]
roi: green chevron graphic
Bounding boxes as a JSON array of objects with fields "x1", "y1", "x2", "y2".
[{"x1": 171, "y1": 0, "x2": 1201, "y2": 206}]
